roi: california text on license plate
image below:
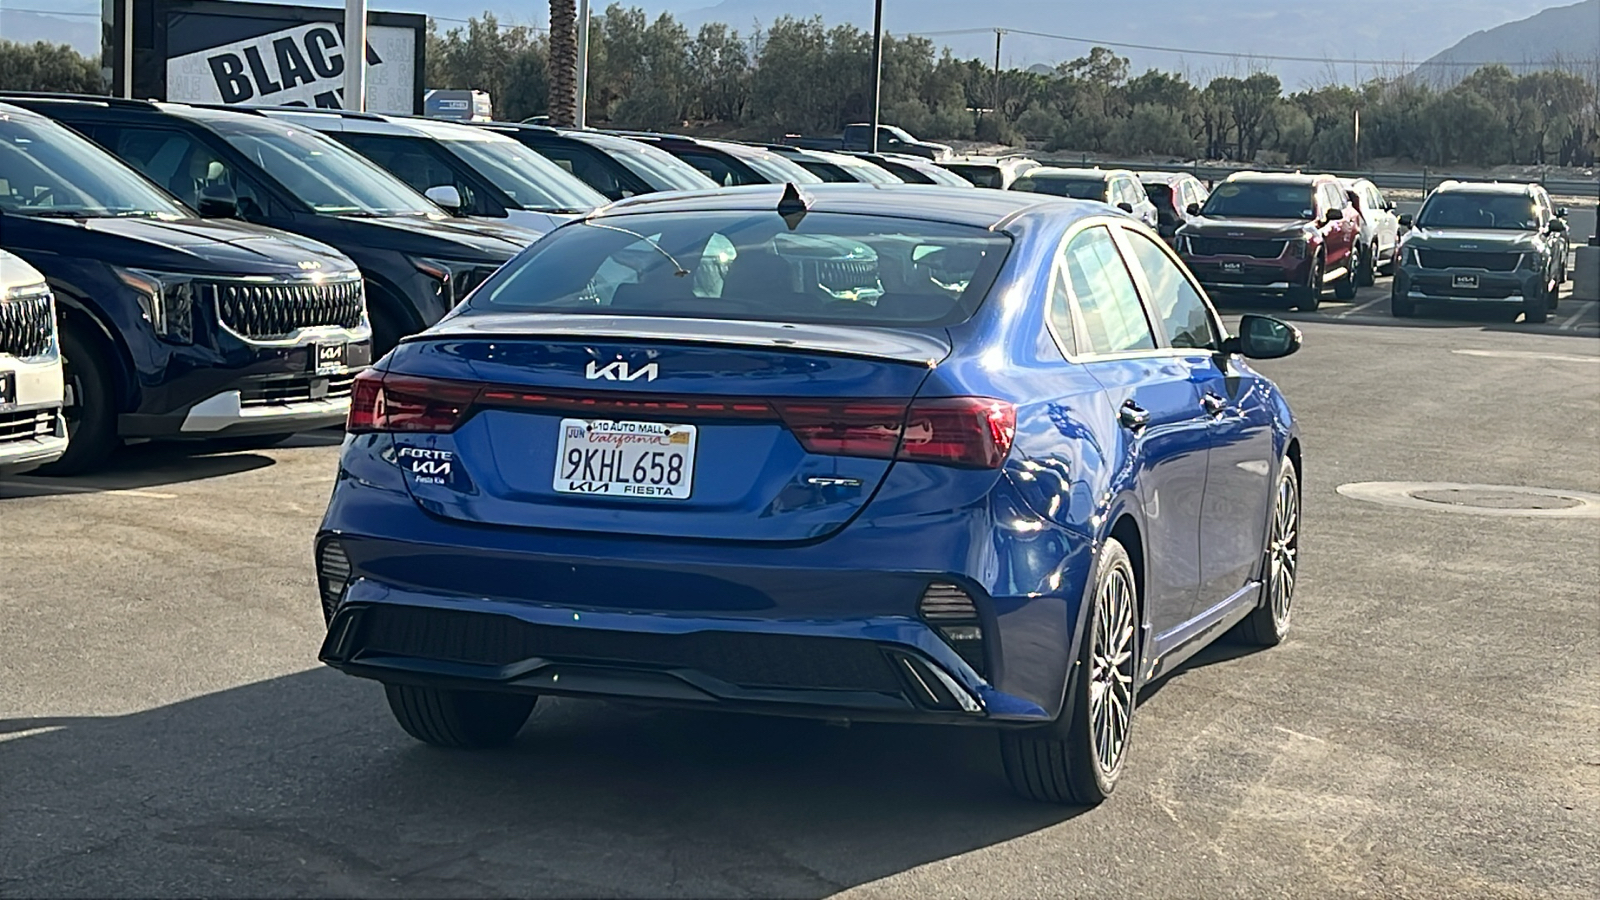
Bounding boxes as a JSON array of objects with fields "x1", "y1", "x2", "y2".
[{"x1": 554, "y1": 418, "x2": 696, "y2": 500}]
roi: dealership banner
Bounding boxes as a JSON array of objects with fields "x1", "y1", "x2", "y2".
[{"x1": 111, "y1": 0, "x2": 424, "y2": 115}]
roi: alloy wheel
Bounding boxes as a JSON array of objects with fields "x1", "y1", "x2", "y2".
[
  {"x1": 1268, "y1": 474, "x2": 1300, "y2": 629},
  {"x1": 1088, "y1": 561, "x2": 1137, "y2": 775}
]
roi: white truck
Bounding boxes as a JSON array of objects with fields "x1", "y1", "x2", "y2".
[{"x1": 0, "y1": 250, "x2": 68, "y2": 474}]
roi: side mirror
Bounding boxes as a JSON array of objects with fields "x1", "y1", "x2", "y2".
[
  {"x1": 1550, "y1": 219, "x2": 1567, "y2": 234},
  {"x1": 1117, "y1": 201, "x2": 1134, "y2": 213},
  {"x1": 1222, "y1": 315, "x2": 1302, "y2": 360},
  {"x1": 1185, "y1": 202, "x2": 1202, "y2": 216},
  {"x1": 1324, "y1": 207, "x2": 1343, "y2": 221},
  {"x1": 1384, "y1": 201, "x2": 1397, "y2": 211},
  {"x1": 1557, "y1": 206, "x2": 1568, "y2": 217},
  {"x1": 1398, "y1": 213, "x2": 1414, "y2": 228},
  {"x1": 196, "y1": 182, "x2": 238, "y2": 219},
  {"x1": 425, "y1": 185, "x2": 463, "y2": 211}
]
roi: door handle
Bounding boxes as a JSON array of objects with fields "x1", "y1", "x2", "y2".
[
  {"x1": 1202, "y1": 392, "x2": 1228, "y2": 417},
  {"x1": 1119, "y1": 400, "x2": 1150, "y2": 431}
]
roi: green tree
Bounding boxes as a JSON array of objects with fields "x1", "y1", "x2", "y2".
[{"x1": 0, "y1": 40, "x2": 102, "y2": 94}]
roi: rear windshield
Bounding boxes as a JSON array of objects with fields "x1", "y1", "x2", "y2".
[
  {"x1": 443, "y1": 137, "x2": 607, "y2": 212},
  {"x1": 1416, "y1": 192, "x2": 1540, "y2": 230},
  {"x1": 943, "y1": 164, "x2": 1002, "y2": 189},
  {"x1": 1013, "y1": 177, "x2": 1107, "y2": 200},
  {"x1": 468, "y1": 210, "x2": 1011, "y2": 327},
  {"x1": 1201, "y1": 181, "x2": 1315, "y2": 219}
]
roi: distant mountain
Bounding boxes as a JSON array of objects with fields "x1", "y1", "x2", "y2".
[
  {"x1": 1412, "y1": 0, "x2": 1599, "y2": 85},
  {"x1": 0, "y1": 9, "x2": 99, "y2": 55}
]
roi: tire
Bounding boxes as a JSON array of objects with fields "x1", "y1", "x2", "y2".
[
  {"x1": 384, "y1": 684, "x2": 537, "y2": 748},
  {"x1": 1524, "y1": 283, "x2": 1550, "y2": 324},
  {"x1": 1233, "y1": 461, "x2": 1300, "y2": 647},
  {"x1": 1357, "y1": 240, "x2": 1377, "y2": 287},
  {"x1": 1389, "y1": 285, "x2": 1416, "y2": 318},
  {"x1": 34, "y1": 326, "x2": 118, "y2": 476},
  {"x1": 1290, "y1": 256, "x2": 1323, "y2": 311},
  {"x1": 1333, "y1": 251, "x2": 1358, "y2": 300},
  {"x1": 1001, "y1": 538, "x2": 1139, "y2": 805}
]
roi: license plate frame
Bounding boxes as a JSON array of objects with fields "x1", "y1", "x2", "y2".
[
  {"x1": 310, "y1": 342, "x2": 349, "y2": 375},
  {"x1": 1221, "y1": 261, "x2": 1244, "y2": 274},
  {"x1": 0, "y1": 371, "x2": 14, "y2": 409},
  {"x1": 553, "y1": 418, "x2": 697, "y2": 501},
  {"x1": 1451, "y1": 273, "x2": 1480, "y2": 290}
]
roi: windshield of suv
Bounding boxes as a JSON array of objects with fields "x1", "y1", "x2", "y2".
[
  {"x1": 468, "y1": 210, "x2": 1011, "y2": 327},
  {"x1": 215, "y1": 121, "x2": 442, "y2": 217},
  {"x1": 942, "y1": 164, "x2": 1002, "y2": 189},
  {"x1": 1013, "y1": 177, "x2": 1108, "y2": 200},
  {"x1": 1201, "y1": 181, "x2": 1315, "y2": 219},
  {"x1": 0, "y1": 115, "x2": 187, "y2": 219},
  {"x1": 1416, "y1": 192, "x2": 1540, "y2": 230},
  {"x1": 742, "y1": 152, "x2": 823, "y2": 184},
  {"x1": 443, "y1": 137, "x2": 606, "y2": 212},
  {"x1": 608, "y1": 144, "x2": 717, "y2": 192}
]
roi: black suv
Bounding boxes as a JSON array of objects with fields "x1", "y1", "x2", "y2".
[
  {"x1": 603, "y1": 132, "x2": 822, "y2": 186},
  {"x1": 1392, "y1": 180, "x2": 1569, "y2": 323},
  {"x1": 0, "y1": 102, "x2": 368, "y2": 473},
  {"x1": 0, "y1": 94, "x2": 535, "y2": 355},
  {"x1": 473, "y1": 124, "x2": 717, "y2": 200}
]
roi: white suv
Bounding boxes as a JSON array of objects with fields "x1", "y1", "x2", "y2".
[
  {"x1": 1339, "y1": 178, "x2": 1401, "y2": 286},
  {"x1": 0, "y1": 250, "x2": 68, "y2": 474}
]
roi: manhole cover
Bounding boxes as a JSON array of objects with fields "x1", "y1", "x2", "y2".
[
  {"x1": 1337, "y1": 482, "x2": 1600, "y2": 518},
  {"x1": 1409, "y1": 489, "x2": 1583, "y2": 510}
]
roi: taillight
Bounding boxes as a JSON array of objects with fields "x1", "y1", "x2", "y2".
[
  {"x1": 346, "y1": 370, "x2": 481, "y2": 434},
  {"x1": 775, "y1": 397, "x2": 1015, "y2": 469}
]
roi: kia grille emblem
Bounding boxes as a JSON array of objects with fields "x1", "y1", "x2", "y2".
[
  {"x1": 297, "y1": 260, "x2": 322, "y2": 270},
  {"x1": 585, "y1": 360, "x2": 659, "y2": 382}
]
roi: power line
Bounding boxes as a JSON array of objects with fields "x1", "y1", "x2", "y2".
[{"x1": 907, "y1": 25, "x2": 1599, "y2": 69}]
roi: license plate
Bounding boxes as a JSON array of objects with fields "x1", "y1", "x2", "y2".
[
  {"x1": 1221, "y1": 261, "x2": 1244, "y2": 273},
  {"x1": 0, "y1": 372, "x2": 13, "y2": 409},
  {"x1": 553, "y1": 418, "x2": 696, "y2": 500},
  {"x1": 1452, "y1": 273, "x2": 1479, "y2": 289},
  {"x1": 311, "y1": 342, "x2": 348, "y2": 375}
]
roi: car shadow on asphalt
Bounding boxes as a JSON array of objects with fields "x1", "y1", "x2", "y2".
[
  {"x1": 0, "y1": 429, "x2": 344, "y2": 499},
  {"x1": 1214, "y1": 290, "x2": 1598, "y2": 338},
  {"x1": 1138, "y1": 637, "x2": 1265, "y2": 706},
  {"x1": 0, "y1": 669, "x2": 1085, "y2": 896}
]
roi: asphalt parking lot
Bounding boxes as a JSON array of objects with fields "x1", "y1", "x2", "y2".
[{"x1": 2, "y1": 277, "x2": 1597, "y2": 898}]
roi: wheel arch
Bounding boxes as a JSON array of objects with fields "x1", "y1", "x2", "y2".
[{"x1": 53, "y1": 290, "x2": 139, "y2": 414}]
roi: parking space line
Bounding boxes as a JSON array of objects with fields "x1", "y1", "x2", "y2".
[
  {"x1": 1453, "y1": 349, "x2": 1600, "y2": 364},
  {"x1": 0, "y1": 481, "x2": 178, "y2": 499},
  {"x1": 1559, "y1": 306, "x2": 1590, "y2": 331},
  {"x1": 1336, "y1": 296, "x2": 1389, "y2": 318}
]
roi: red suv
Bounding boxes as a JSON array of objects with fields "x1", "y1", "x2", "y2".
[{"x1": 1176, "y1": 172, "x2": 1361, "y2": 310}]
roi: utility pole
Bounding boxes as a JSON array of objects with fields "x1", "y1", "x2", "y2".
[
  {"x1": 575, "y1": 0, "x2": 591, "y2": 128},
  {"x1": 1353, "y1": 107, "x2": 1361, "y2": 170},
  {"x1": 993, "y1": 29, "x2": 1004, "y2": 124},
  {"x1": 343, "y1": 0, "x2": 367, "y2": 111},
  {"x1": 868, "y1": 0, "x2": 884, "y2": 152}
]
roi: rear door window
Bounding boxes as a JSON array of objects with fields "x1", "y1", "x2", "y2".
[
  {"x1": 336, "y1": 133, "x2": 478, "y2": 211},
  {"x1": 1062, "y1": 225, "x2": 1156, "y2": 354}
]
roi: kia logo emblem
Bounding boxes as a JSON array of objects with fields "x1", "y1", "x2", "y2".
[{"x1": 585, "y1": 360, "x2": 658, "y2": 382}]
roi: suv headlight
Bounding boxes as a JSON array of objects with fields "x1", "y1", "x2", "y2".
[
  {"x1": 114, "y1": 268, "x2": 196, "y2": 344},
  {"x1": 412, "y1": 257, "x2": 502, "y2": 307}
]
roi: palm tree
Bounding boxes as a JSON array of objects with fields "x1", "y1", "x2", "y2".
[{"x1": 548, "y1": 0, "x2": 578, "y2": 126}]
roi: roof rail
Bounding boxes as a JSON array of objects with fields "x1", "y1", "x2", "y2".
[
  {"x1": 0, "y1": 91, "x2": 158, "y2": 110},
  {"x1": 186, "y1": 102, "x2": 388, "y2": 121}
]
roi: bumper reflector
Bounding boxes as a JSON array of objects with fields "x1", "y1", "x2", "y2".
[
  {"x1": 317, "y1": 540, "x2": 352, "y2": 623},
  {"x1": 918, "y1": 583, "x2": 987, "y2": 676}
]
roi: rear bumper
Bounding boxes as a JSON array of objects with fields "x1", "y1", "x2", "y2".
[
  {"x1": 318, "y1": 586, "x2": 1032, "y2": 725},
  {"x1": 314, "y1": 466, "x2": 1095, "y2": 724}
]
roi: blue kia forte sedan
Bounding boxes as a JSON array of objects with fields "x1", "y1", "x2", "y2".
[{"x1": 315, "y1": 183, "x2": 1303, "y2": 805}]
